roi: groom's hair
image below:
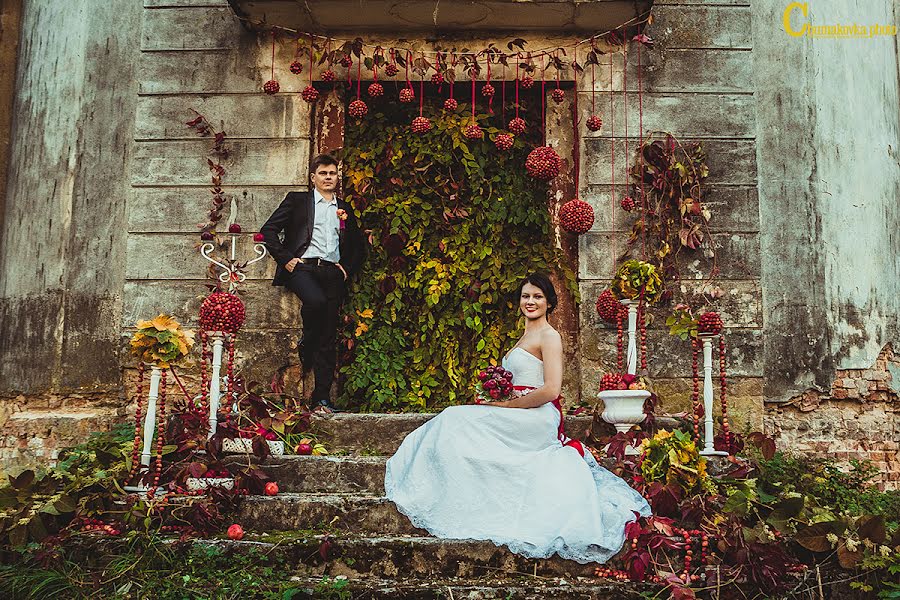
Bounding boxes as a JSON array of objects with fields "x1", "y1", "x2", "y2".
[
  {"x1": 516, "y1": 272, "x2": 558, "y2": 315},
  {"x1": 310, "y1": 153, "x2": 339, "y2": 172}
]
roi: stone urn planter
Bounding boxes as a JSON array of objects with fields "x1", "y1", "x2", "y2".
[{"x1": 598, "y1": 389, "x2": 651, "y2": 455}]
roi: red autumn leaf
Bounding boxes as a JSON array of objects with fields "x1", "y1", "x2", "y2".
[{"x1": 319, "y1": 536, "x2": 333, "y2": 560}]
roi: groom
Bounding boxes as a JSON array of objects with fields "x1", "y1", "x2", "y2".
[{"x1": 260, "y1": 153, "x2": 364, "y2": 412}]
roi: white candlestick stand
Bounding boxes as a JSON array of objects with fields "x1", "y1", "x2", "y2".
[
  {"x1": 621, "y1": 299, "x2": 639, "y2": 375},
  {"x1": 699, "y1": 334, "x2": 728, "y2": 456},
  {"x1": 124, "y1": 365, "x2": 162, "y2": 492},
  {"x1": 207, "y1": 332, "x2": 226, "y2": 439}
]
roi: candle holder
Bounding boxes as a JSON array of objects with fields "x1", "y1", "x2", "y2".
[{"x1": 200, "y1": 232, "x2": 267, "y2": 293}]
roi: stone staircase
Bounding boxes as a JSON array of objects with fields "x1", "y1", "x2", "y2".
[{"x1": 213, "y1": 412, "x2": 666, "y2": 599}]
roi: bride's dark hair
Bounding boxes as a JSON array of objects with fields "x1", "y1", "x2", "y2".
[{"x1": 516, "y1": 272, "x2": 558, "y2": 315}]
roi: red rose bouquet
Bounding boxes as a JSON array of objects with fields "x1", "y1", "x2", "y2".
[{"x1": 475, "y1": 365, "x2": 515, "y2": 403}]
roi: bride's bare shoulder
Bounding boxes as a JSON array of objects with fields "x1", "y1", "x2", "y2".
[{"x1": 539, "y1": 327, "x2": 562, "y2": 346}]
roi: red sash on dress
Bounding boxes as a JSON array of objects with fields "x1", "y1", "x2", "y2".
[{"x1": 513, "y1": 385, "x2": 585, "y2": 457}]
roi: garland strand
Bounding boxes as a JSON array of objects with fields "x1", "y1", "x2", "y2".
[
  {"x1": 609, "y1": 55, "x2": 616, "y2": 276},
  {"x1": 127, "y1": 364, "x2": 146, "y2": 484},
  {"x1": 541, "y1": 55, "x2": 546, "y2": 145},
  {"x1": 691, "y1": 338, "x2": 700, "y2": 442},
  {"x1": 270, "y1": 31, "x2": 276, "y2": 80},
  {"x1": 637, "y1": 40, "x2": 647, "y2": 260}
]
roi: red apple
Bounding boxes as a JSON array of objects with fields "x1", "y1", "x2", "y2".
[
  {"x1": 264, "y1": 482, "x2": 279, "y2": 496},
  {"x1": 227, "y1": 524, "x2": 244, "y2": 540},
  {"x1": 296, "y1": 443, "x2": 313, "y2": 455}
]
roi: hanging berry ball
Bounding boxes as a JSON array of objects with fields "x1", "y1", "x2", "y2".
[
  {"x1": 444, "y1": 97, "x2": 458, "y2": 111},
  {"x1": 321, "y1": 69, "x2": 336, "y2": 82},
  {"x1": 558, "y1": 199, "x2": 594, "y2": 234},
  {"x1": 587, "y1": 115, "x2": 603, "y2": 132},
  {"x1": 399, "y1": 88, "x2": 415, "y2": 103},
  {"x1": 464, "y1": 124, "x2": 483, "y2": 140},
  {"x1": 200, "y1": 292, "x2": 246, "y2": 334},
  {"x1": 520, "y1": 75, "x2": 535, "y2": 89},
  {"x1": 411, "y1": 116, "x2": 432, "y2": 134},
  {"x1": 263, "y1": 80, "x2": 280, "y2": 95},
  {"x1": 599, "y1": 373, "x2": 627, "y2": 392},
  {"x1": 289, "y1": 61, "x2": 303, "y2": 75},
  {"x1": 367, "y1": 82, "x2": 384, "y2": 97},
  {"x1": 339, "y1": 55, "x2": 352, "y2": 68},
  {"x1": 525, "y1": 146, "x2": 562, "y2": 181},
  {"x1": 620, "y1": 196, "x2": 636, "y2": 212},
  {"x1": 551, "y1": 88, "x2": 565, "y2": 103},
  {"x1": 348, "y1": 99, "x2": 368, "y2": 119},
  {"x1": 481, "y1": 83, "x2": 495, "y2": 98},
  {"x1": 595, "y1": 289, "x2": 624, "y2": 323},
  {"x1": 301, "y1": 85, "x2": 319, "y2": 102},
  {"x1": 494, "y1": 133, "x2": 514, "y2": 151},
  {"x1": 385, "y1": 63, "x2": 399, "y2": 77},
  {"x1": 508, "y1": 117, "x2": 526, "y2": 135},
  {"x1": 698, "y1": 311, "x2": 725, "y2": 335},
  {"x1": 431, "y1": 72, "x2": 445, "y2": 85},
  {"x1": 228, "y1": 223, "x2": 242, "y2": 234}
]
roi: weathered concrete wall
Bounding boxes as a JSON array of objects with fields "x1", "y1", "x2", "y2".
[{"x1": 0, "y1": 0, "x2": 22, "y2": 246}]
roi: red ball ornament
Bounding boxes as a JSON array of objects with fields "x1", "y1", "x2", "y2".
[
  {"x1": 525, "y1": 146, "x2": 562, "y2": 181},
  {"x1": 301, "y1": 85, "x2": 319, "y2": 102},
  {"x1": 263, "y1": 80, "x2": 280, "y2": 95},
  {"x1": 199, "y1": 291, "x2": 246, "y2": 334},
  {"x1": 481, "y1": 83, "x2": 495, "y2": 98},
  {"x1": 385, "y1": 63, "x2": 399, "y2": 77},
  {"x1": 411, "y1": 116, "x2": 432, "y2": 134},
  {"x1": 494, "y1": 133, "x2": 514, "y2": 151},
  {"x1": 228, "y1": 223, "x2": 242, "y2": 233},
  {"x1": 595, "y1": 290, "x2": 624, "y2": 323},
  {"x1": 464, "y1": 124, "x2": 483, "y2": 140},
  {"x1": 253, "y1": 233, "x2": 265, "y2": 242},
  {"x1": 559, "y1": 199, "x2": 594, "y2": 234},
  {"x1": 620, "y1": 196, "x2": 636, "y2": 212},
  {"x1": 399, "y1": 88, "x2": 415, "y2": 103},
  {"x1": 587, "y1": 115, "x2": 603, "y2": 132},
  {"x1": 444, "y1": 97, "x2": 458, "y2": 111},
  {"x1": 367, "y1": 82, "x2": 384, "y2": 97},
  {"x1": 508, "y1": 117, "x2": 526, "y2": 135},
  {"x1": 227, "y1": 524, "x2": 244, "y2": 540},
  {"x1": 698, "y1": 311, "x2": 724, "y2": 335},
  {"x1": 321, "y1": 69, "x2": 336, "y2": 82},
  {"x1": 520, "y1": 75, "x2": 535, "y2": 89},
  {"x1": 289, "y1": 61, "x2": 303, "y2": 75},
  {"x1": 551, "y1": 88, "x2": 565, "y2": 103},
  {"x1": 348, "y1": 99, "x2": 368, "y2": 119},
  {"x1": 431, "y1": 72, "x2": 445, "y2": 85},
  {"x1": 264, "y1": 482, "x2": 279, "y2": 496}
]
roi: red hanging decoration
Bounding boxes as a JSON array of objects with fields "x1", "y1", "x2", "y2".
[
  {"x1": 622, "y1": 41, "x2": 629, "y2": 207},
  {"x1": 509, "y1": 58, "x2": 526, "y2": 134},
  {"x1": 609, "y1": 54, "x2": 616, "y2": 275},
  {"x1": 149, "y1": 368, "x2": 167, "y2": 496},
  {"x1": 400, "y1": 50, "x2": 415, "y2": 103},
  {"x1": 720, "y1": 336, "x2": 731, "y2": 440},
  {"x1": 481, "y1": 53, "x2": 495, "y2": 114},
  {"x1": 691, "y1": 338, "x2": 701, "y2": 442},
  {"x1": 639, "y1": 287, "x2": 648, "y2": 372},
  {"x1": 541, "y1": 53, "x2": 547, "y2": 145},
  {"x1": 321, "y1": 38, "x2": 336, "y2": 82},
  {"x1": 301, "y1": 34, "x2": 319, "y2": 102},
  {"x1": 368, "y1": 47, "x2": 384, "y2": 97},
  {"x1": 385, "y1": 48, "x2": 399, "y2": 77},
  {"x1": 558, "y1": 52, "x2": 593, "y2": 235},
  {"x1": 227, "y1": 336, "x2": 236, "y2": 414},
  {"x1": 587, "y1": 43, "x2": 602, "y2": 131},
  {"x1": 348, "y1": 53, "x2": 368, "y2": 119},
  {"x1": 263, "y1": 31, "x2": 280, "y2": 94},
  {"x1": 444, "y1": 52, "x2": 458, "y2": 111},
  {"x1": 464, "y1": 66, "x2": 482, "y2": 139},
  {"x1": 431, "y1": 51, "x2": 445, "y2": 86},
  {"x1": 411, "y1": 68, "x2": 432, "y2": 133},
  {"x1": 616, "y1": 312, "x2": 625, "y2": 372},
  {"x1": 199, "y1": 330, "x2": 209, "y2": 417},
  {"x1": 501, "y1": 61, "x2": 506, "y2": 123},
  {"x1": 127, "y1": 363, "x2": 145, "y2": 484},
  {"x1": 551, "y1": 51, "x2": 565, "y2": 103},
  {"x1": 637, "y1": 38, "x2": 647, "y2": 259},
  {"x1": 290, "y1": 38, "x2": 303, "y2": 75}
]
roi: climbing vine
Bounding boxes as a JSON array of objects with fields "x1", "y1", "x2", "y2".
[{"x1": 340, "y1": 93, "x2": 576, "y2": 411}]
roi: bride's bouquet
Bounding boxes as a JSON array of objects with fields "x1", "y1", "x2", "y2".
[{"x1": 475, "y1": 365, "x2": 515, "y2": 403}]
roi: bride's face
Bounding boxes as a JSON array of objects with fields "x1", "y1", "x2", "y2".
[{"x1": 519, "y1": 283, "x2": 548, "y2": 320}]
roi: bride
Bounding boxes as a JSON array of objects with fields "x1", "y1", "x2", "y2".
[{"x1": 384, "y1": 273, "x2": 651, "y2": 564}]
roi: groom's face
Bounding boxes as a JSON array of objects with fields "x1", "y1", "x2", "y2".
[{"x1": 311, "y1": 164, "x2": 338, "y2": 194}]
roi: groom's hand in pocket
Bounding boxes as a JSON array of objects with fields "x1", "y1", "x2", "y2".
[{"x1": 285, "y1": 258, "x2": 300, "y2": 273}]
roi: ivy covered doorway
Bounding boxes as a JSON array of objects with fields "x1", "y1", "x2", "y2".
[{"x1": 337, "y1": 84, "x2": 577, "y2": 412}]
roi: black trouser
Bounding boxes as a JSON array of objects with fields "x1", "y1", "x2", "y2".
[{"x1": 284, "y1": 263, "x2": 346, "y2": 402}]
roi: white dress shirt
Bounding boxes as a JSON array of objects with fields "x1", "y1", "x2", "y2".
[{"x1": 301, "y1": 189, "x2": 341, "y2": 263}]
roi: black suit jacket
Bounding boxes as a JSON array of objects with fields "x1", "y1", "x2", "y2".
[{"x1": 260, "y1": 190, "x2": 365, "y2": 287}]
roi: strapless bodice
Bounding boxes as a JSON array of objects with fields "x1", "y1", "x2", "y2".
[{"x1": 501, "y1": 347, "x2": 544, "y2": 388}]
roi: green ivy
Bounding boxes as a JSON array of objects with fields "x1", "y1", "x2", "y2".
[{"x1": 339, "y1": 97, "x2": 576, "y2": 411}]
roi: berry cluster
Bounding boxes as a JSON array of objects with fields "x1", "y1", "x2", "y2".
[
  {"x1": 477, "y1": 365, "x2": 515, "y2": 401},
  {"x1": 289, "y1": 61, "x2": 303, "y2": 75},
  {"x1": 199, "y1": 292, "x2": 246, "y2": 334},
  {"x1": 74, "y1": 517, "x2": 122, "y2": 536},
  {"x1": 698, "y1": 311, "x2": 724, "y2": 335},
  {"x1": 262, "y1": 80, "x2": 280, "y2": 95},
  {"x1": 431, "y1": 72, "x2": 444, "y2": 85},
  {"x1": 525, "y1": 146, "x2": 562, "y2": 180},
  {"x1": 508, "y1": 117, "x2": 526, "y2": 135},
  {"x1": 399, "y1": 88, "x2": 415, "y2": 103},
  {"x1": 587, "y1": 115, "x2": 603, "y2": 132},
  {"x1": 348, "y1": 99, "x2": 368, "y2": 119},
  {"x1": 481, "y1": 83, "x2": 495, "y2": 98},
  {"x1": 595, "y1": 289, "x2": 624, "y2": 323},
  {"x1": 411, "y1": 116, "x2": 432, "y2": 134},
  {"x1": 494, "y1": 133, "x2": 514, "y2": 151},
  {"x1": 444, "y1": 98, "x2": 458, "y2": 111},
  {"x1": 551, "y1": 88, "x2": 565, "y2": 103},
  {"x1": 520, "y1": 75, "x2": 535, "y2": 89},
  {"x1": 598, "y1": 372, "x2": 626, "y2": 392},
  {"x1": 301, "y1": 85, "x2": 319, "y2": 102},
  {"x1": 321, "y1": 69, "x2": 336, "y2": 82},
  {"x1": 202, "y1": 468, "x2": 231, "y2": 478},
  {"x1": 558, "y1": 199, "x2": 595, "y2": 234},
  {"x1": 464, "y1": 124, "x2": 483, "y2": 140},
  {"x1": 385, "y1": 63, "x2": 399, "y2": 77},
  {"x1": 593, "y1": 566, "x2": 629, "y2": 580},
  {"x1": 673, "y1": 527, "x2": 711, "y2": 584},
  {"x1": 620, "y1": 196, "x2": 636, "y2": 212},
  {"x1": 367, "y1": 82, "x2": 384, "y2": 98},
  {"x1": 339, "y1": 55, "x2": 352, "y2": 68}
]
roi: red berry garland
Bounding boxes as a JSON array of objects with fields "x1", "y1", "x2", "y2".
[
  {"x1": 508, "y1": 117, "x2": 526, "y2": 135},
  {"x1": 525, "y1": 146, "x2": 562, "y2": 180},
  {"x1": 149, "y1": 369, "x2": 167, "y2": 495},
  {"x1": 199, "y1": 330, "x2": 210, "y2": 417},
  {"x1": 587, "y1": 115, "x2": 603, "y2": 131},
  {"x1": 520, "y1": 75, "x2": 535, "y2": 89},
  {"x1": 348, "y1": 99, "x2": 368, "y2": 119},
  {"x1": 399, "y1": 88, "x2": 414, "y2": 103},
  {"x1": 444, "y1": 98, "x2": 458, "y2": 111},
  {"x1": 720, "y1": 336, "x2": 731, "y2": 440},
  {"x1": 698, "y1": 311, "x2": 724, "y2": 335},
  {"x1": 321, "y1": 69, "x2": 336, "y2": 82},
  {"x1": 263, "y1": 80, "x2": 279, "y2": 95},
  {"x1": 639, "y1": 294, "x2": 648, "y2": 372},
  {"x1": 367, "y1": 82, "x2": 384, "y2": 97},
  {"x1": 691, "y1": 338, "x2": 701, "y2": 441},
  {"x1": 558, "y1": 199, "x2": 595, "y2": 234},
  {"x1": 464, "y1": 124, "x2": 483, "y2": 140},
  {"x1": 301, "y1": 85, "x2": 319, "y2": 102},
  {"x1": 411, "y1": 116, "x2": 432, "y2": 134},
  {"x1": 128, "y1": 364, "x2": 145, "y2": 484},
  {"x1": 621, "y1": 196, "x2": 636, "y2": 211},
  {"x1": 199, "y1": 292, "x2": 246, "y2": 334},
  {"x1": 595, "y1": 289, "x2": 623, "y2": 323},
  {"x1": 617, "y1": 312, "x2": 625, "y2": 372},
  {"x1": 494, "y1": 133, "x2": 514, "y2": 151},
  {"x1": 551, "y1": 88, "x2": 565, "y2": 103}
]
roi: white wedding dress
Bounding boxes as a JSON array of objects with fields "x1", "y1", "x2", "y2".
[{"x1": 384, "y1": 347, "x2": 652, "y2": 564}]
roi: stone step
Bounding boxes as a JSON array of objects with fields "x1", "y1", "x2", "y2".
[{"x1": 307, "y1": 412, "x2": 680, "y2": 456}]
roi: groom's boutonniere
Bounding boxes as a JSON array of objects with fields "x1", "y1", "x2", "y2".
[{"x1": 336, "y1": 208, "x2": 348, "y2": 230}]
